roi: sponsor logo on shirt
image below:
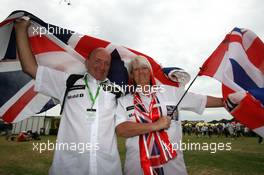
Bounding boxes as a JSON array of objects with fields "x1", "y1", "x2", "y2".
[
  {"x1": 67, "y1": 93, "x2": 84, "y2": 99},
  {"x1": 126, "y1": 105, "x2": 134, "y2": 111},
  {"x1": 128, "y1": 113, "x2": 135, "y2": 118},
  {"x1": 126, "y1": 106, "x2": 136, "y2": 118},
  {"x1": 69, "y1": 85, "x2": 85, "y2": 91}
]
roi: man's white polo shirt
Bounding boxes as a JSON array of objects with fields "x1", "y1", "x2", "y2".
[{"x1": 35, "y1": 66, "x2": 122, "y2": 175}]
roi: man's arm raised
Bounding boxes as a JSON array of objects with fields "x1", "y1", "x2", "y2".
[
  {"x1": 206, "y1": 96, "x2": 224, "y2": 107},
  {"x1": 15, "y1": 19, "x2": 38, "y2": 79}
]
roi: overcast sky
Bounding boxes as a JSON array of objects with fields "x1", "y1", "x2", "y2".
[{"x1": 1, "y1": 0, "x2": 264, "y2": 121}]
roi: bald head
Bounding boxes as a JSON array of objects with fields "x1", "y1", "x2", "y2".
[{"x1": 85, "y1": 48, "x2": 111, "y2": 81}]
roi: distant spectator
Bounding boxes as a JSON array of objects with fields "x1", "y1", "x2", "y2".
[
  {"x1": 235, "y1": 122, "x2": 242, "y2": 137},
  {"x1": 208, "y1": 126, "x2": 213, "y2": 138},
  {"x1": 244, "y1": 127, "x2": 250, "y2": 136},
  {"x1": 17, "y1": 131, "x2": 30, "y2": 142},
  {"x1": 4, "y1": 122, "x2": 13, "y2": 141},
  {"x1": 258, "y1": 136, "x2": 263, "y2": 144},
  {"x1": 32, "y1": 131, "x2": 41, "y2": 140}
]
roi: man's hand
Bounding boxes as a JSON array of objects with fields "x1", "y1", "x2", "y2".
[
  {"x1": 14, "y1": 18, "x2": 31, "y2": 32},
  {"x1": 153, "y1": 116, "x2": 171, "y2": 131},
  {"x1": 224, "y1": 91, "x2": 246, "y2": 112},
  {"x1": 206, "y1": 96, "x2": 224, "y2": 108}
]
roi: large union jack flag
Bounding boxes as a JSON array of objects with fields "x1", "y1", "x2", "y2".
[
  {"x1": 199, "y1": 27, "x2": 264, "y2": 138},
  {"x1": 0, "y1": 10, "x2": 183, "y2": 123}
]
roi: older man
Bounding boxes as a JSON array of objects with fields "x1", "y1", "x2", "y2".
[{"x1": 15, "y1": 19, "x2": 121, "y2": 175}]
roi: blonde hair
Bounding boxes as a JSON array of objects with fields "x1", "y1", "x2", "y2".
[
  {"x1": 129, "y1": 55, "x2": 152, "y2": 73},
  {"x1": 129, "y1": 55, "x2": 153, "y2": 84}
]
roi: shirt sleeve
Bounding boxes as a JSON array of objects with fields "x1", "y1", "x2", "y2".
[
  {"x1": 34, "y1": 66, "x2": 69, "y2": 102},
  {"x1": 115, "y1": 98, "x2": 129, "y2": 127},
  {"x1": 178, "y1": 91, "x2": 207, "y2": 115}
]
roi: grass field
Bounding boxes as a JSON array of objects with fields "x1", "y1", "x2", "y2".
[{"x1": 0, "y1": 135, "x2": 263, "y2": 175}]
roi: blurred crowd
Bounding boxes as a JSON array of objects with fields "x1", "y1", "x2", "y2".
[{"x1": 182, "y1": 120, "x2": 253, "y2": 138}]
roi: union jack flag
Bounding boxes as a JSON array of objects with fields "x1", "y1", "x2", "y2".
[
  {"x1": 199, "y1": 27, "x2": 264, "y2": 138},
  {"x1": 0, "y1": 10, "x2": 181, "y2": 123}
]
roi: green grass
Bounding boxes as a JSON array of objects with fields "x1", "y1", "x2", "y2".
[
  {"x1": 182, "y1": 135, "x2": 264, "y2": 175},
  {"x1": 0, "y1": 135, "x2": 263, "y2": 175}
]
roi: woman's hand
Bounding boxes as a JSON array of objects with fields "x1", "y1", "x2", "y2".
[{"x1": 153, "y1": 116, "x2": 171, "y2": 131}]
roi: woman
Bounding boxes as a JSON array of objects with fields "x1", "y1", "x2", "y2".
[{"x1": 115, "y1": 55, "x2": 223, "y2": 175}]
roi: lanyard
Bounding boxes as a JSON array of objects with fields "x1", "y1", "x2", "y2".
[{"x1": 84, "y1": 76, "x2": 100, "y2": 109}]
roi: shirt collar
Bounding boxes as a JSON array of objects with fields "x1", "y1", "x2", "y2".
[
  {"x1": 83, "y1": 72, "x2": 109, "y2": 85},
  {"x1": 135, "y1": 87, "x2": 154, "y2": 97}
]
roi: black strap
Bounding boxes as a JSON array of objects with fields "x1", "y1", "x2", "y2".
[
  {"x1": 60, "y1": 74, "x2": 83, "y2": 115},
  {"x1": 60, "y1": 74, "x2": 124, "y2": 115}
]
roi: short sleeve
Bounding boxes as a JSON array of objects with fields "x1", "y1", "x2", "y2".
[
  {"x1": 34, "y1": 66, "x2": 69, "y2": 102},
  {"x1": 178, "y1": 92, "x2": 207, "y2": 114},
  {"x1": 115, "y1": 98, "x2": 129, "y2": 127}
]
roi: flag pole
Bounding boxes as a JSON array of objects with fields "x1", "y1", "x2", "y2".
[{"x1": 171, "y1": 69, "x2": 201, "y2": 115}]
